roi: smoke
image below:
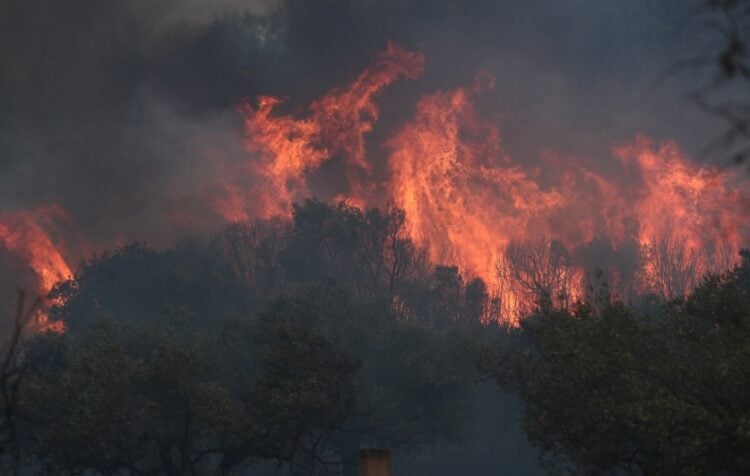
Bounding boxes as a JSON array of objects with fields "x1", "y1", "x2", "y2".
[
  {"x1": 0, "y1": 0, "x2": 718, "y2": 258},
  {"x1": 127, "y1": 0, "x2": 283, "y2": 30}
]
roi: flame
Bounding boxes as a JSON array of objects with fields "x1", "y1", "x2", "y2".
[
  {"x1": 616, "y1": 137, "x2": 747, "y2": 253},
  {"x1": 386, "y1": 78, "x2": 565, "y2": 295},
  {"x1": 225, "y1": 42, "x2": 750, "y2": 321},
  {"x1": 4, "y1": 43, "x2": 748, "y2": 328},
  {"x1": 218, "y1": 41, "x2": 424, "y2": 220},
  {"x1": 387, "y1": 81, "x2": 750, "y2": 317},
  {"x1": 0, "y1": 206, "x2": 72, "y2": 332},
  {"x1": 615, "y1": 137, "x2": 748, "y2": 297}
]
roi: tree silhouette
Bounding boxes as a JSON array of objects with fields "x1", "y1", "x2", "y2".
[{"x1": 0, "y1": 291, "x2": 39, "y2": 473}]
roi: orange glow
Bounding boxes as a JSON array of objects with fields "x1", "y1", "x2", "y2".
[
  {"x1": 384, "y1": 75, "x2": 750, "y2": 321},
  {"x1": 219, "y1": 41, "x2": 424, "y2": 220},
  {"x1": 5, "y1": 43, "x2": 748, "y2": 329},
  {"x1": 0, "y1": 206, "x2": 72, "y2": 332},
  {"x1": 615, "y1": 137, "x2": 748, "y2": 298},
  {"x1": 386, "y1": 79, "x2": 569, "y2": 320},
  {"x1": 616, "y1": 137, "x2": 745, "y2": 250},
  {"x1": 223, "y1": 43, "x2": 750, "y2": 322}
]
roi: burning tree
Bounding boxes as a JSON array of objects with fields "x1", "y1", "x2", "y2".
[
  {"x1": 572, "y1": 236, "x2": 646, "y2": 306},
  {"x1": 497, "y1": 239, "x2": 580, "y2": 318},
  {"x1": 647, "y1": 232, "x2": 703, "y2": 300},
  {"x1": 482, "y1": 257, "x2": 750, "y2": 474}
]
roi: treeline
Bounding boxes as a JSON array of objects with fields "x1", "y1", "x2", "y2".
[
  {"x1": 0, "y1": 200, "x2": 490, "y2": 475},
  {"x1": 1, "y1": 199, "x2": 749, "y2": 474},
  {"x1": 483, "y1": 256, "x2": 750, "y2": 474}
]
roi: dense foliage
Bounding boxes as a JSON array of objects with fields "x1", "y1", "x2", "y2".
[
  {"x1": 482, "y1": 254, "x2": 750, "y2": 474},
  {"x1": 2, "y1": 201, "x2": 483, "y2": 475},
  {"x1": 2, "y1": 200, "x2": 750, "y2": 475}
]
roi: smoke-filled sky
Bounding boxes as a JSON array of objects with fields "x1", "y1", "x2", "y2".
[{"x1": 0, "y1": 0, "x2": 719, "y2": 250}]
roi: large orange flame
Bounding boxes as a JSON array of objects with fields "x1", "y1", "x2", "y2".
[
  {"x1": 0, "y1": 206, "x2": 72, "y2": 332},
  {"x1": 225, "y1": 42, "x2": 750, "y2": 322},
  {"x1": 386, "y1": 77, "x2": 565, "y2": 294},
  {"x1": 615, "y1": 137, "x2": 748, "y2": 298},
  {"x1": 4, "y1": 43, "x2": 748, "y2": 329},
  {"x1": 217, "y1": 41, "x2": 425, "y2": 220},
  {"x1": 387, "y1": 81, "x2": 750, "y2": 318}
]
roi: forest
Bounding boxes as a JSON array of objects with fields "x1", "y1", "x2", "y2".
[
  {"x1": 2, "y1": 0, "x2": 750, "y2": 474},
  {"x1": 1, "y1": 199, "x2": 749, "y2": 475}
]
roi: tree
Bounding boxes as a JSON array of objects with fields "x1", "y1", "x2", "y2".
[
  {"x1": 397, "y1": 265, "x2": 494, "y2": 328},
  {"x1": 482, "y1": 258, "x2": 750, "y2": 474},
  {"x1": 20, "y1": 316, "x2": 237, "y2": 475},
  {"x1": 243, "y1": 314, "x2": 360, "y2": 475},
  {"x1": 0, "y1": 291, "x2": 39, "y2": 473},
  {"x1": 49, "y1": 241, "x2": 255, "y2": 332},
  {"x1": 17, "y1": 301, "x2": 373, "y2": 475},
  {"x1": 681, "y1": 0, "x2": 750, "y2": 163},
  {"x1": 254, "y1": 285, "x2": 475, "y2": 476},
  {"x1": 211, "y1": 218, "x2": 289, "y2": 299},
  {"x1": 498, "y1": 238, "x2": 578, "y2": 316},
  {"x1": 573, "y1": 236, "x2": 645, "y2": 305},
  {"x1": 648, "y1": 232, "x2": 702, "y2": 300},
  {"x1": 31, "y1": 203, "x2": 477, "y2": 474},
  {"x1": 281, "y1": 199, "x2": 425, "y2": 298}
]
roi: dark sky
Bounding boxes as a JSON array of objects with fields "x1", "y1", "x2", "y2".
[{"x1": 0, "y1": 0, "x2": 717, "y2": 249}]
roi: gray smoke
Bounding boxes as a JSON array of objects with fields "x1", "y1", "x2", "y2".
[{"x1": 0, "y1": 0, "x2": 718, "y2": 254}]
